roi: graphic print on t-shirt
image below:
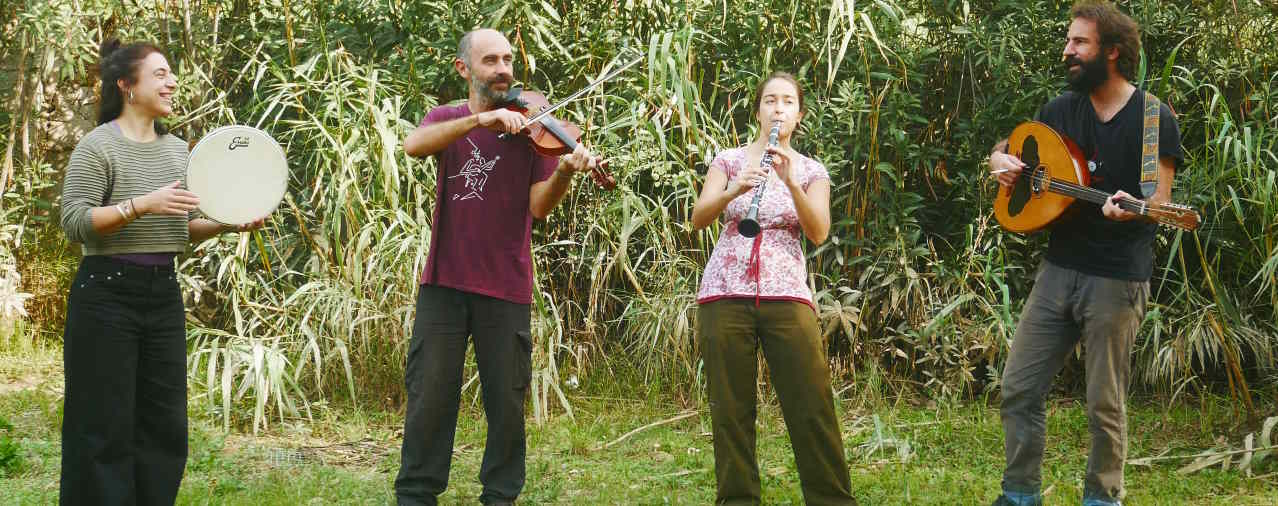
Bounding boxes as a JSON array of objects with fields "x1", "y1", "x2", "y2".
[{"x1": 450, "y1": 138, "x2": 501, "y2": 201}]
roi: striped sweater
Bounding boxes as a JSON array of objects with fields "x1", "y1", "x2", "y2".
[{"x1": 59, "y1": 123, "x2": 191, "y2": 255}]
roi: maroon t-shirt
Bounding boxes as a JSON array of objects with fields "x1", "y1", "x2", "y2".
[{"x1": 418, "y1": 103, "x2": 558, "y2": 304}]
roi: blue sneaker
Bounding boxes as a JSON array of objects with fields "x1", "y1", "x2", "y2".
[
  {"x1": 1082, "y1": 498, "x2": 1121, "y2": 506},
  {"x1": 991, "y1": 491, "x2": 1043, "y2": 506}
]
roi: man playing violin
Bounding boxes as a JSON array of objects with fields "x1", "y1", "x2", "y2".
[
  {"x1": 986, "y1": 2, "x2": 1182, "y2": 505},
  {"x1": 396, "y1": 28, "x2": 597, "y2": 506}
]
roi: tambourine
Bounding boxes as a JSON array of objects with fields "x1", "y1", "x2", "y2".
[{"x1": 186, "y1": 125, "x2": 288, "y2": 225}]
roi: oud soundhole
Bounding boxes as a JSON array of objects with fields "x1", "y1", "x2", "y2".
[
  {"x1": 1007, "y1": 172, "x2": 1031, "y2": 216},
  {"x1": 1006, "y1": 135, "x2": 1041, "y2": 217}
]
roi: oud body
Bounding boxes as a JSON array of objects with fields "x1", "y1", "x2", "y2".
[{"x1": 994, "y1": 121, "x2": 1200, "y2": 233}]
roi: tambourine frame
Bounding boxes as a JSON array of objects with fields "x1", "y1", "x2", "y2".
[{"x1": 186, "y1": 125, "x2": 288, "y2": 226}]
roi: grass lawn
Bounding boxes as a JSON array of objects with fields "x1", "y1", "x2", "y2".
[{"x1": 1, "y1": 341, "x2": 1275, "y2": 505}]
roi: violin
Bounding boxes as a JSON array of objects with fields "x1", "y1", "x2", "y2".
[
  {"x1": 495, "y1": 56, "x2": 644, "y2": 191},
  {"x1": 498, "y1": 88, "x2": 616, "y2": 190}
]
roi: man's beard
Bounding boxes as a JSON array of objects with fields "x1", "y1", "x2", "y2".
[
  {"x1": 1065, "y1": 54, "x2": 1109, "y2": 93},
  {"x1": 472, "y1": 72, "x2": 514, "y2": 105}
]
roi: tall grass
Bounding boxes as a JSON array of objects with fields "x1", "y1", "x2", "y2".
[{"x1": 1, "y1": 0, "x2": 1274, "y2": 429}]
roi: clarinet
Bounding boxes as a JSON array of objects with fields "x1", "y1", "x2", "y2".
[{"x1": 737, "y1": 120, "x2": 783, "y2": 238}]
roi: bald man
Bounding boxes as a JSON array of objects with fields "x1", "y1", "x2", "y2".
[{"x1": 396, "y1": 28, "x2": 597, "y2": 506}]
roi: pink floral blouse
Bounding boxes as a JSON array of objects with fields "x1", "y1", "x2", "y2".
[{"x1": 696, "y1": 147, "x2": 830, "y2": 309}]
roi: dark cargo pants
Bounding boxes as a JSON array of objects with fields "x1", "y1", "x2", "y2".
[{"x1": 395, "y1": 285, "x2": 533, "y2": 506}]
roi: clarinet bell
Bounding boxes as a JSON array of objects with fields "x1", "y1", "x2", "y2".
[{"x1": 738, "y1": 217, "x2": 761, "y2": 238}]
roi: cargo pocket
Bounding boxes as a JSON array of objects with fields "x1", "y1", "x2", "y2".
[
  {"x1": 1126, "y1": 280, "x2": 1150, "y2": 311},
  {"x1": 514, "y1": 331, "x2": 533, "y2": 390}
]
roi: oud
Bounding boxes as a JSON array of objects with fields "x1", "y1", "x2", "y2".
[{"x1": 994, "y1": 121, "x2": 1200, "y2": 233}]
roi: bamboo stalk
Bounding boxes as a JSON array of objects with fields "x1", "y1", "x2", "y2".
[
  {"x1": 283, "y1": 0, "x2": 297, "y2": 67},
  {"x1": 593, "y1": 410, "x2": 698, "y2": 451},
  {"x1": 182, "y1": 0, "x2": 192, "y2": 58},
  {"x1": 1, "y1": 33, "x2": 29, "y2": 201},
  {"x1": 1194, "y1": 232, "x2": 1256, "y2": 419},
  {"x1": 1131, "y1": 444, "x2": 1278, "y2": 465}
]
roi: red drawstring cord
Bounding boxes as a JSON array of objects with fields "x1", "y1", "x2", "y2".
[{"x1": 744, "y1": 233, "x2": 763, "y2": 307}]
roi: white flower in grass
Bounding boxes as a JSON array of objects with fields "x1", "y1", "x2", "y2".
[{"x1": 0, "y1": 265, "x2": 32, "y2": 321}]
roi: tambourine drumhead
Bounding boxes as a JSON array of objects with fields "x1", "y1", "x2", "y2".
[{"x1": 187, "y1": 125, "x2": 288, "y2": 225}]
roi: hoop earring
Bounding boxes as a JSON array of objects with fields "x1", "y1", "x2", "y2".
[{"x1": 128, "y1": 90, "x2": 135, "y2": 103}]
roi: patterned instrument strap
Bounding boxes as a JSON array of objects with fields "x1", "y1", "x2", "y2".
[{"x1": 1140, "y1": 91, "x2": 1160, "y2": 198}]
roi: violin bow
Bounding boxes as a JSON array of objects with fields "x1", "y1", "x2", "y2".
[{"x1": 499, "y1": 55, "x2": 644, "y2": 139}]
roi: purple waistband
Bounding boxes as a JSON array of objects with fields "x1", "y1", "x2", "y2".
[{"x1": 109, "y1": 253, "x2": 177, "y2": 267}]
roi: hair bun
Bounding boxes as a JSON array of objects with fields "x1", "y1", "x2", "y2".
[{"x1": 100, "y1": 38, "x2": 122, "y2": 60}]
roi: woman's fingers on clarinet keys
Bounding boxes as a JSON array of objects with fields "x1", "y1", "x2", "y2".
[
  {"x1": 766, "y1": 146, "x2": 790, "y2": 165},
  {"x1": 767, "y1": 147, "x2": 792, "y2": 180},
  {"x1": 741, "y1": 167, "x2": 765, "y2": 189}
]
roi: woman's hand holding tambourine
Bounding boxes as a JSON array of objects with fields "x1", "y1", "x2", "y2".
[
  {"x1": 137, "y1": 180, "x2": 200, "y2": 216},
  {"x1": 222, "y1": 216, "x2": 267, "y2": 233}
]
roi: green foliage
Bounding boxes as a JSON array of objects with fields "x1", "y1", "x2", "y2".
[
  {"x1": 1, "y1": 380, "x2": 1274, "y2": 504},
  {"x1": 1, "y1": 0, "x2": 1275, "y2": 430},
  {"x1": 0, "y1": 415, "x2": 23, "y2": 477}
]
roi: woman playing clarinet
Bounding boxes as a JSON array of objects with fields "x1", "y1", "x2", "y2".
[{"x1": 691, "y1": 72, "x2": 855, "y2": 505}]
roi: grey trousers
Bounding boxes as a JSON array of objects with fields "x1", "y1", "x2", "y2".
[{"x1": 1000, "y1": 260, "x2": 1149, "y2": 503}]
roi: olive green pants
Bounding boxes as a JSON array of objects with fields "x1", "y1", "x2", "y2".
[{"x1": 698, "y1": 298, "x2": 856, "y2": 506}]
